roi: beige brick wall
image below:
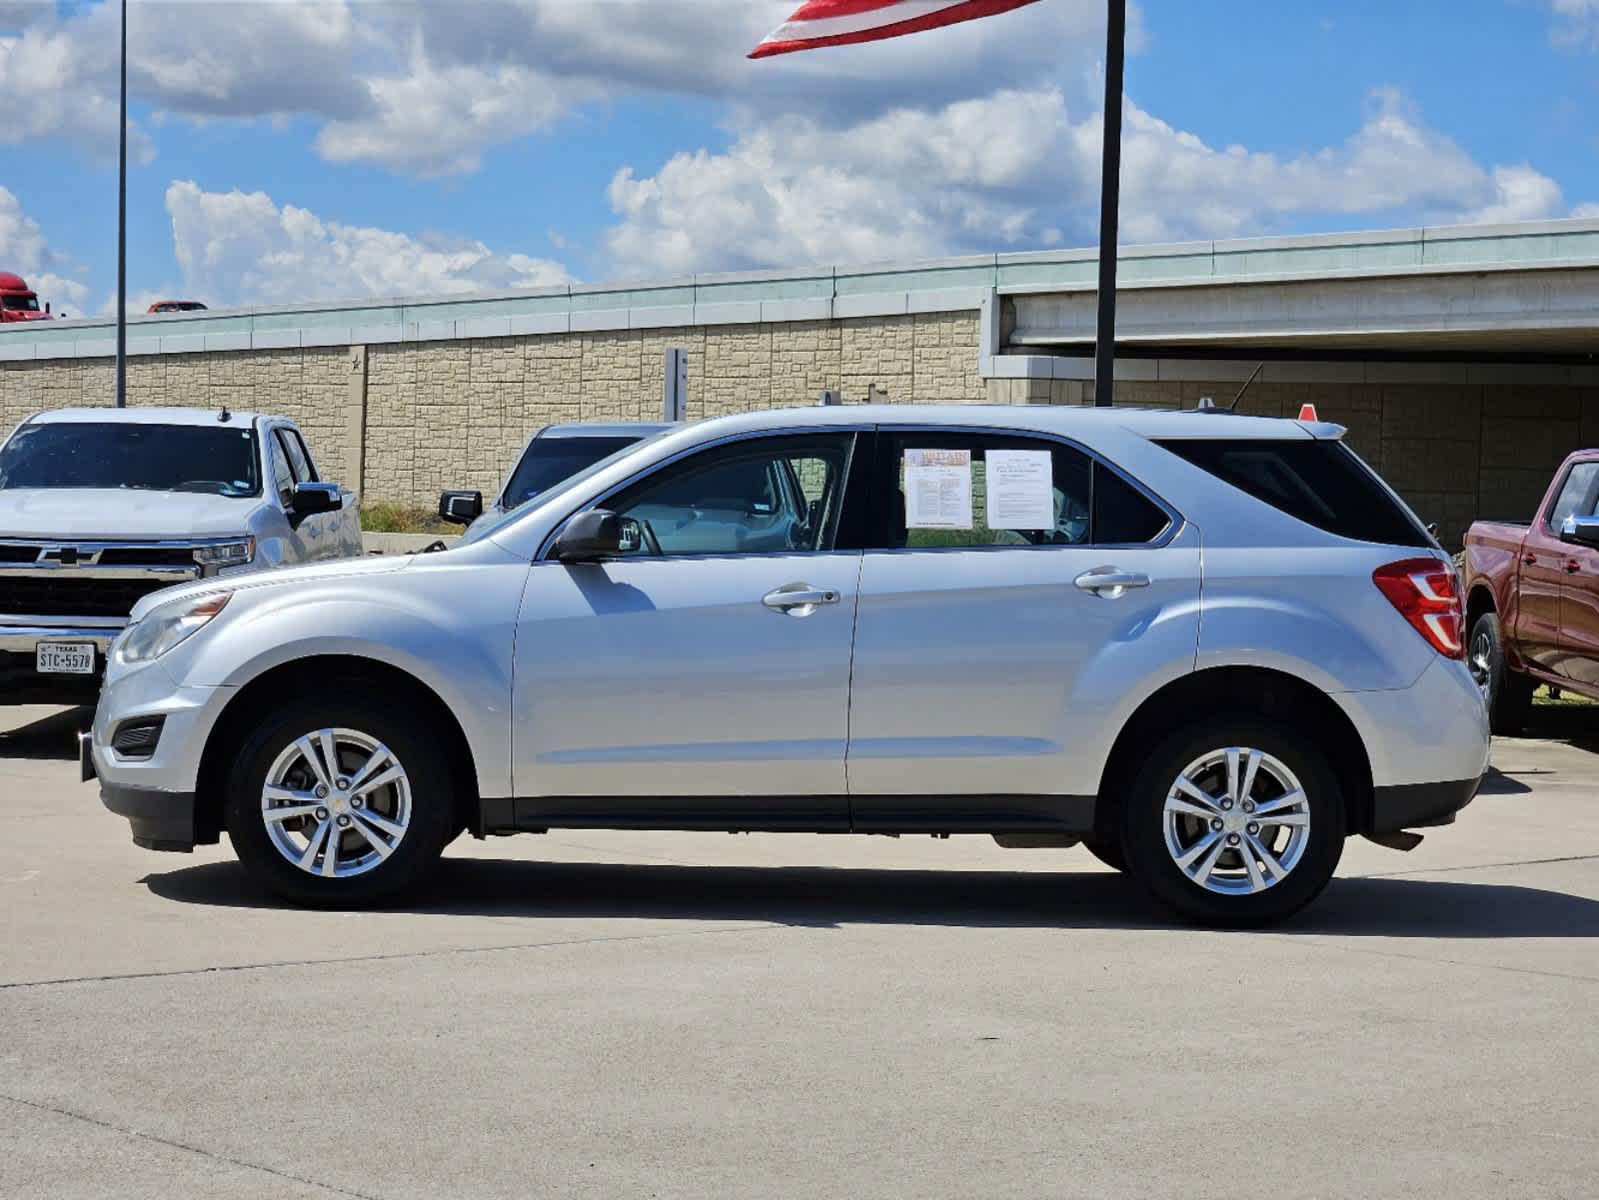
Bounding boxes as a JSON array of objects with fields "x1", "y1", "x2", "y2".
[
  {"x1": 7, "y1": 313, "x2": 1594, "y2": 547},
  {"x1": 0, "y1": 313, "x2": 982, "y2": 508}
]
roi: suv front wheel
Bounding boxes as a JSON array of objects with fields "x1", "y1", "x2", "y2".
[
  {"x1": 223, "y1": 693, "x2": 456, "y2": 906},
  {"x1": 1120, "y1": 717, "x2": 1345, "y2": 926}
]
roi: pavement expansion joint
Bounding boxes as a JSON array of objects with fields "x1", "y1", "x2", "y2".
[
  {"x1": 0, "y1": 922, "x2": 774, "y2": 991},
  {"x1": 1, "y1": 1093, "x2": 387, "y2": 1200}
]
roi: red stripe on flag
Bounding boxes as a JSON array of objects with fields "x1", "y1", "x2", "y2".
[
  {"x1": 782, "y1": 0, "x2": 909, "y2": 16},
  {"x1": 750, "y1": 0, "x2": 1043, "y2": 59}
]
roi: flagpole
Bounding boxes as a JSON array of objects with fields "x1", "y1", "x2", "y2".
[
  {"x1": 115, "y1": 0, "x2": 127, "y2": 408},
  {"x1": 1093, "y1": 0, "x2": 1125, "y2": 408}
]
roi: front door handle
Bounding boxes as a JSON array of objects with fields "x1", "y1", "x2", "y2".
[
  {"x1": 1074, "y1": 567, "x2": 1151, "y2": 598},
  {"x1": 763, "y1": 584, "x2": 841, "y2": 615},
  {"x1": 1566, "y1": 559, "x2": 1582, "y2": 575}
]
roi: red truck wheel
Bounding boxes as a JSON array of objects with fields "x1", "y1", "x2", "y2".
[{"x1": 1469, "y1": 612, "x2": 1533, "y2": 736}]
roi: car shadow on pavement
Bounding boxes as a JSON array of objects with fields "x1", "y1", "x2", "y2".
[
  {"x1": 1476, "y1": 766, "x2": 1532, "y2": 795},
  {"x1": 143, "y1": 856, "x2": 1599, "y2": 939},
  {"x1": 1514, "y1": 702, "x2": 1599, "y2": 754},
  {"x1": 0, "y1": 706, "x2": 91, "y2": 761}
]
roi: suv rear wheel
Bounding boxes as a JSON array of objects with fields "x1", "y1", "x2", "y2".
[
  {"x1": 223, "y1": 693, "x2": 456, "y2": 906},
  {"x1": 1120, "y1": 717, "x2": 1345, "y2": 926}
]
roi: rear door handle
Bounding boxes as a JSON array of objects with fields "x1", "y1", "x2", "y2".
[
  {"x1": 763, "y1": 584, "x2": 840, "y2": 615},
  {"x1": 1074, "y1": 567, "x2": 1151, "y2": 597}
]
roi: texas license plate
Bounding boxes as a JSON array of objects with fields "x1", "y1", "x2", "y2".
[{"x1": 36, "y1": 642, "x2": 96, "y2": 675}]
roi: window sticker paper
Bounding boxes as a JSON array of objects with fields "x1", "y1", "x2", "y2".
[
  {"x1": 904, "y1": 448, "x2": 973, "y2": 529},
  {"x1": 985, "y1": 449, "x2": 1054, "y2": 530}
]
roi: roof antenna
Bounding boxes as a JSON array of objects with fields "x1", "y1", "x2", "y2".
[
  {"x1": 218, "y1": 405, "x2": 232, "y2": 423},
  {"x1": 1226, "y1": 363, "x2": 1265, "y2": 411}
]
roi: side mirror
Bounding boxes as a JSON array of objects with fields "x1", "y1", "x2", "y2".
[
  {"x1": 552, "y1": 509, "x2": 643, "y2": 562},
  {"x1": 45, "y1": 303, "x2": 51, "y2": 315},
  {"x1": 288, "y1": 482, "x2": 342, "y2": 527},
  {"x1": 1560, "y1": 515, "x2": 1599, "y2": 548},
  {"x1": 439, "y1": 489, "x2": 484, "y2": 525}
]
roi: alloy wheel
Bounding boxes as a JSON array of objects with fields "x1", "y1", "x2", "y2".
[
  {"x1": 1468, "y1": 627, "x2": 1494, "y2": 701},
  {"x1": 260, "y1": 728, "x2": 411, "y2": 879},
  {"x1": 1162, "y1": 746, "x2": 1310, "y2": 896}
]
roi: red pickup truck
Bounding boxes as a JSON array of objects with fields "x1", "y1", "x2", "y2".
[{"x1": 1463, "y1": 449, "x2": 1599, "y2": 732}]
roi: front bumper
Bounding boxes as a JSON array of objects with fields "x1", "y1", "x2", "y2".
[
  {"x1": 90, "y1": 659, "x2": 235, "y2": 850},
  {"x1": 0, "y1": 624, "x2": 122, "y2": 703},
  {"x1": 100, "y1": 781, "x2": 197, "y2": 852}
]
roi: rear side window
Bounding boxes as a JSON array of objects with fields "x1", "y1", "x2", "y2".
[{"x1": 1158, "y1": 438, "x2": 1429, "y2": 548}]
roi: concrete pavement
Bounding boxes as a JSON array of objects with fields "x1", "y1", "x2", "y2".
[{"x1": 2, "y1": 703, "x2": 1596, "y2": 1199}]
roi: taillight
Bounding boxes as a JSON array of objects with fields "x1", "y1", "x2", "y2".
[{"x1": 1373, "y1": 558, "x2": 1464, "y2": 659}]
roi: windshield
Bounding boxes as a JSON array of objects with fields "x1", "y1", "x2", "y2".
[
  {"x1": 463, "y1": 431, "x2": 668, "y2": 544},
  {"x1": 502, "y1": 435, "x2": 645, "y2": 508},
  {"x1": 0, "y1": 422, "x2": 262, "y2": 498},
  {"x1": 2, "y1": 295, "x2": 40, "y2": 311}
]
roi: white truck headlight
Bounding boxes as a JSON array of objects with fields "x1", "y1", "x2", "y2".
[
  {"x1": 194, "y1": 537, "x2": 255, "y2": 567},
  {"x1": 117, "y1": 593, "x2": 232, "y2": 664}
]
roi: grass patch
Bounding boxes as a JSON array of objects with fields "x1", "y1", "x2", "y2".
[
  {"x1": 360, "y1": 502, "x2": 453, "y2": 535},
  {"x1": 1533, "y1": 684, "x2": 1599, "y2": 708}
]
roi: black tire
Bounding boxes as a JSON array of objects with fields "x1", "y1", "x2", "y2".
[
  {"x1": 1469, "y1": 611, "x2": 1533, "y2": 736},
  {"x1": 1119, "y1": 716, "x2": 1346, "y2": 927},
  {"x1": 223, "y1": 692, "x2": 457, "y2": 907},
  {"x1": 1082, "y1": 838, "x2": 1127, "y2": 873}
]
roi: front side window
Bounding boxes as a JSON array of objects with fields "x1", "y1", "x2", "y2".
[
  {"x1": 0, "y1": 422, "x2": 260, "y2": 498},
  {"x1": 269, "y1": 436, "x2": 296, "y2": 506},
  {"x1": 606, "y1": 434, "x2": 855, "y2": 557},
  {"x1": 1546, "y1": 461, "x2": 1599, "y2": 531},
  {"x1": 279, "y1": 428, "x2": 318, "y2": 483},
  {"x1": 868, "y1": 431, "x2": 1166, "y2": 549}
]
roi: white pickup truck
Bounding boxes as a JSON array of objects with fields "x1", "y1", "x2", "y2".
[{"x1": 0, "y1": 407, "x2": 361, "y2": 703}]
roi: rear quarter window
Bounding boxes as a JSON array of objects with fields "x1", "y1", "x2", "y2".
[{"x1": 1157, "y1": 438, "x2": 1430, "y2": 548}]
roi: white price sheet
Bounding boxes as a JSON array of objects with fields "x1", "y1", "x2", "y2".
[
  {"x1": 985, "y1": 449, "x2": 1055, "y2": 530},
  {"x1": 904, "y1": 448, "x2": 973, "y2": 529}
]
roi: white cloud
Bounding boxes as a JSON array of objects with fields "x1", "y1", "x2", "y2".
[
  {"x1": 163, "y1": 180, "x2": 571, "y2": 307},
  {"x1": 1573, "y1": 202, "x2": 1599, "y2": 218},
  {"x1": 602, "y1": 88, "x2": 1577, "y2": 277},
  {"x1": 0, "y1": 1, "x2": 366, "y2": 161},
  {"x1": 1552, "y1": 0, "x2": 1599, "y2": 47},
  {"x1": 0, "y1": 185, "x2": 89, "y2": 314},
  {"x1": 313, "y1": 39, "x2": 575, "y2": 176},
  {"x1": 1460, "y1": 165, "x2": 1566, "y2": 225},
  {"x1": 2, "y1": 0, "x2": 1117, "y2": 173}
]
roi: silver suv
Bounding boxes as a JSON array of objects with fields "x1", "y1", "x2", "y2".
[{"x1": 87, "y1": 405, "x2": 1489, "y2": 925}]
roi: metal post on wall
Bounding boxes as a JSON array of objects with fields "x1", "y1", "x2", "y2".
[
  {"x1": 1093, "y1": 0, "x2": 1126, "y2": 408},
  {"x1": 662, "y1": 349, "x2": 688, "y2": 422},
  {"x1": 115, "y1": 0, "x2": 127, "y2": 407}
]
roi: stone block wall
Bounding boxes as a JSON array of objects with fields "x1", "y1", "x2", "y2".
[
  {"x1": 0, "y1": 312, "x2": 982, "y2": 508},
  {"x1": 5, "y1": 308, "x2": 1597, "y2": 548}
]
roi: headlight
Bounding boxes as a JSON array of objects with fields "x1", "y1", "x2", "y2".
[
  {"x1": 194, "y1": 538, "x2": 255, "y2": 568},
  {"x1": 117, "y1": 592, "x2": 232, "y2": 664}
]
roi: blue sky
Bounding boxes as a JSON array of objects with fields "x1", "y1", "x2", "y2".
[{"x1": 2, "y1": 0, "x2": 1596, "y2": 316}]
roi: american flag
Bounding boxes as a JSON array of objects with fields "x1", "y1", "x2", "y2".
[{"x1": 749, "y1": 0, "x2": 1046, "y2": 59}]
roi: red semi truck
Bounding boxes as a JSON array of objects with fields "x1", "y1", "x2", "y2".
[
  {"x1": 0, "y1": 273, "x2": 54, "y2": 322},
  {"x1": 1464, "y1": 450, "x2": 1599, "y2": 732}
]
